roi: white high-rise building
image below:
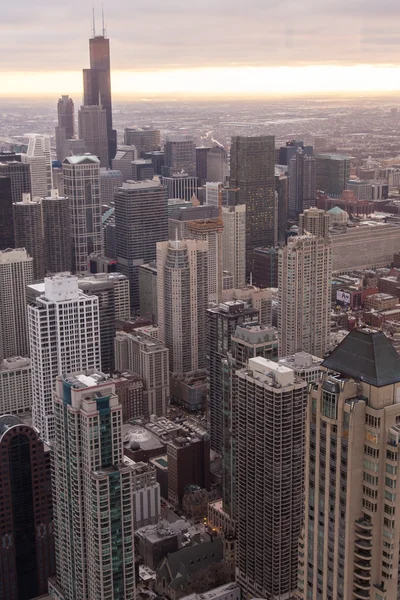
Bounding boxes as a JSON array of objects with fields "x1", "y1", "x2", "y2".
[
  {"x1": 23, "y1": 134, "x2": 53, "y2": 198},
  {"x1": 222, "y1": 204, "x2": 246, "y2": 288},
  {"x1": 205, "y1": 182, "x2": 222, "y2": 207},
  {"x1": 157, "y1": 239, "x2": 208, "y2": 374},
  {"x1": 0, "y1": 248, "x2": 33, "y2": 360},
  {"x1": 28, "y1": 274, "x2": 101, "y2": 442},
  {"x1": 62, "y1": 154, "x2": 102, "y2": 273},
  {"x1": 278, "y1": 235, "x2": 332, "y2": 358},
  {"x1": 49, "y1": 371, "x2": 136, "y2": 600}
]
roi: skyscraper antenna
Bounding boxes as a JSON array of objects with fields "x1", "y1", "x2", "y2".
[
  {"x1": 92, "y1": 7, "x2": 96, "y2": 37},
  {"x1": 102, "y1": 4, "x2": 106, "y2": 37}
]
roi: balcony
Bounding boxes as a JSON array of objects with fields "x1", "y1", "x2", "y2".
[
  {"x1": 353, "y1": 588, "x2": 370, "y2": 599},
  {"x1": 354, "y1": 548, "x2": 372, "y2": 560},
  {"x1": 355, "y1": 538, "x2": 372, "y2": 550},
  {"x1": 355, "y1": 529, "x2": 373, "y2": 541},
  {"x1": 354, "y1": 569, "x2": 371, "y2": 580},
  {"x1": 354, "y1": 579, "x2": 371, "y2": 591},
  {"x1": 355, "y1": 518, "x2": 372, "y2": 529}
]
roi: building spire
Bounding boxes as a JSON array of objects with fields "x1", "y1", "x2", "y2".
[
  {"x1": 92, "y1": 7, "x2": 96, "y2": 37},
  {"x1": 102, "y1": 4, "x2": 106, "y2": 37}
]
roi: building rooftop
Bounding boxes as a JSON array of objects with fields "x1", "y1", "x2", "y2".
[
  {"x1": 63, "y1": 371, "x2": 109, "y2": 389},
  {"x1": 0, "y1": 415, "x2": 23, "y2": 439},
  {"x1": 322, "y1": 329, "x2": 400, "y2": 386},
  {"x1": 63, "y1": 154, "x2": 100, "y2": 165},
  {"x1": 327, "y1": 206, "x2": 346, "y2": 215},
  {"x1": 0, "y1": 356, "x2": 31, "y2": 371}
]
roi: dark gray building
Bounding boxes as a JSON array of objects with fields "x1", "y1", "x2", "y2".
[
  {"x1": 230, "y1": 135, "x2": 277, "y2": 274},
  {"x1": 278, "y1": 140, "x2": 313, "y2": 166},
  {"x1": 13, "y1": 195, "x2": 45, "y2": 280},
  {"x1": 315, "y1": 153, "x2": 351, "y2": 197},
  {"x1": 196, "y1": 146, "x2": 211, "y2": 186},
  {"x1": 288, "y1": 149, "x2": 316, "y2": 219},
  {"x1": 115, "y1": 181, "x2": 168, "y2": 312},
  {"x1": 0, "y1": 161, "x2": 31, "y2": 204},
  {"x1": 131, "y1": 159, "x2": 154, "y2": 181},
  {"x1": 124, "y1": 127, "x2": 161, "y2": 157},
  {"x1": 163, "y1": 135, "x2": 196, "y2": 177},
  {"x1": 42, "y1": 190, "x2": 71, "y2": 274},
  {"x1": 0, "y1": 176, "x2": 14, "y2": 250},
  {"x1": 138, "y1": 262, "x2": 158, "y2": 323}
]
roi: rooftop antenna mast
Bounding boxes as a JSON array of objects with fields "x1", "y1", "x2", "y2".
[
  {"x1": 102, "y1": 4, "x2": 106, "y2": 37},
  {"x1": 92, "y1": 7, "x2": 96, "y2": 37}
]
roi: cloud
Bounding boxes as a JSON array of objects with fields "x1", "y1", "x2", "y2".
[{"x1": 0, "y1": 0, "x2": 399, "y2": 71}]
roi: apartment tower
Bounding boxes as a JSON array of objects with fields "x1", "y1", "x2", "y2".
[
  {"x1": 42, "y1": 189, "x2": 71, "y2": 273},
  {"x1": 13, "y1": 193, "x2": 45, "y2": 280},
  {"x1": 222, "y1": 204, "x2": 246, "y2": 288},
  {"x1": 24, "y1": 134, "x2": 53, "y2": 198},
  {"x1": 299, "y1": 207, "x2": 330, "y2": 239},
  {"x1": 0, "y1": 175, "x2": 14, "y2": 249}
]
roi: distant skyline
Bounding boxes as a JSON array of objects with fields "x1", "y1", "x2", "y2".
[{"x1": 1, "y1": 0, "x2": 400, "y2": 97}]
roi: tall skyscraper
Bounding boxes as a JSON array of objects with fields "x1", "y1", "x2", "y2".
[
  {"x1": 0, "y1": 160, "x2": 31, "y2": 204},
  {"x1": 83, "y1": 23, "x2": 117, "y2": 163},
  {"x1": 115, "y1": 181, "x2": 168, "y2": 311},
  {"x1": 298, "y1": 329, "x2": 400, "y2": 600},
  {"x1": 207, "y1": 300, "x2": 259, "y2": 453},
  {"x1": 288, "y1": 149, "x2": 317, "y2": 218},
  {"x1": 28, "y1": 274, "x2": 101, "y2": 443},
  {"x1": 234, "y1": 358, "x2": 307, "y2": 599},
  {"x1": 0, "y1": 248, "x2": 33, "y2": 360},
  {"x1": 196, "y1": 146, "x2": 211, "y2": 185},
  {"x1": 157, "y1": 239, "x2": 208, "y2": 375},
  {"x1": 278, "y1": 139, "x2": 313, "y2": 166},
  {"x1": 0, "y1": 175, "x2": 14, "y2": 249},
  {"x1": 78, "y1": 105, "x2": 109, "y2": 167},
  {"x1": 278, "y1": 235, "x2": 332, "y2": 358},
  {"x1": 62, "y1": 154, "x2": 102, "y2": 273},
  {"x1": 275, "y1": 171, "x2": 289, "y2": 243},
  {"x1": 13, "y1": 193, "x2": 45, "y2": 280},
  {"x1": 163, "y1": 135, "x2": 196, "y2": 177},
  {"x1": 230, "y1": 135, "x2": 277, "y2": 273},
  {"x1": 299, "y1": 206, "x2": 330, "y2": 239},
  {"x1": 124, "y1": 127, "x2": 161, "y2": 157},
  {"x1": 49, "y1": 371, "x2": 135, "y2": 600},
  {"x1": 207, "y1": 145, "x2": 228, "y2": 183},
  {"x1": 56, "y1": 95, "x2": 75, "y2": 161},
  {"x1": 42, "y1": 189, "x2": 71, "y2": 274},
  {"x1": 0, "y1": 415, "x2": 55, "y2": 600},
  {"x1": 24, "y1": 134, "x2": 53, "y2": 198},
  {"x1": 222, "y1": 204, "x2": 246, "y2": 288},
  {"x1": 315, "y1": 153, "x2": 351, "y2": 197}
]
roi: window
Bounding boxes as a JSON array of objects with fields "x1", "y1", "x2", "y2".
[
  {"x1": 364, "y1": 445, "x2": 379, "y2": 458},
  {"x1": 322, "y1": 391, "x2": 337, "y2": 420}
]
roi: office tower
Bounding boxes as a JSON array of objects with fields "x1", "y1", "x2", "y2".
[
  {"x1": 0, "y1": 357, "x2": 32, "y2": 415},
  {"x1": 144, "y1": 150, "x2": 164, "y2": 175},
  {"x1": 78, "y1": 105, "x2": 109, "y2": 167},
  {"x1": 278, "y1": 139, "x2": 313, "y2": 166},
  {"x1": 49, "y1": 372, "x2": 135, "y2": 600},
  {"x1": 13, "y1": 193, "x2": 45, "y2": 280},
  {"x1": 222, "y1": 205, "x2": 246, "y2": 288},
  {"x1": 288, "y1": 149, "x2": 317, "y2": 218},
  {"x1": 316, "y1": 153, "x2": 351, "y2": 196},
  {"x1": 157, "y1": 239, "x2": 208, "y2": 375},
  {"x1": 161, "y1": 172, "x2": 198, "y2": 201},
  {"x1": 115, "y1": 181, "x2": 168, "y2": 311},
  {"x1": 100, "y1": 168, "x2": 122, "y2": 204},
  {"x1": 28, "y1": 274, "x2": 101, "y2": 442},
  {"x1": 102, "y1": 206, "x2": 116, "y2": 259},
  {"x1": 196, "y1": 146, "x2": 211, "y2": 185},
  {"x1": 163, "y1": 135, "x2": 196, "y2": 177},
  {"x1": 207, "y1": 145, "x2": 228, "y2": 183},
  {"x1": 0, "y1": 175, "x2": 14, "y2": 249},
  {"x1": 0, "y1": 160, "x2": 31, "y2": 204},
  {"x1": 230, "y1": 135, "x2": 277, "y2": 274},
  {"x1": 278, "y1": 235, "x2": 332, "y2": 358},
  {"x1": 205, "y1": 181, "x2": 222, "y2": 207},
  {"x1": 112, "y1": 371, "x2": 145, "y2": 421},
  {"x1": 131, "y1": 159, "x2": 154, "y2": 181},
  {"x1": 0, "y1": 248, "x2": 33, "y2": 360},
  {"x1": 299, "y1": 206, "x2": 330, "y2": 239},
  {"x1": 115, "y1": 330, "x2": 169, "y2": 416},
  {"x1": 124, "y1": 127, "x2": 161, "y2": 157},
  {"x1": 207, "y1": 300, "x2": 259, "y2": 453},
  {"x1": 56, "y1": 95, "x2": 75, "y2": 161},
  {"x1": 24, "y1": 134, "x2": 53, "y2": 198},
  {"x1": 275, "y1": 171, "x2": 289, "y2": 243},
  {"x1": 139, "y1": 262, "x2": 158, "y2": 323},
  {"x1": 62, "y1": 154, "x2": 102, "y2": 273},
  {"x1": 298, "y1": 329, "x2": 400, "y2": 600},
  {"x1": 42, "y1": 189, "x2": 71, "y2": 273},
  {"x1": 0, "y1": 415, "x2": 55, "y2": 600},
  {"x1": 234, "y1": 358, "x2": 307, "y2": 599},
  {"x1": 83, "y1": 26, "x2": 117, "y2": 163},
  {"x1": 252, "y1": 246, "x2": 279, "y2": 288},
  {"x1": 111, "y1": 145, "x2": 138, "y2": 181}
]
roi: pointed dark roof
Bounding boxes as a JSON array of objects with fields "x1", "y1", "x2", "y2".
[{"x1": 322, "y1": 329, "x2": 400, "y2": 387}]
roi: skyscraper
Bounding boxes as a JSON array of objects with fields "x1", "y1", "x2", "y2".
[
  {"x1": 230, "y1": 135, "x2": 277, "y2": 274},
  {"x1": 207, "y1": 145, "x2": 228, "y2": 184},
  {"x1": 298, "y1": 329, "x2": 400, "y2": 600},
  {"x1": 196, "y1": 146, "x2": 212, "y2": 185},
  {"x1": 78, "y1": 105, "x2": 109, "y2": 167},
  {"x1": 299, "y1": 206, "x2": 330, "y2": 239},
  {"x1": 49, "y1": 371, "x2": 135, "y2": 600},
  {"x1": 115, "y1": 181, "x2": 168, "y2": 311},
  {"x1": 28, "y1": 274, "x2": 101, "y2": 443},
  {"x1": 100, "y1": 168, "x2": 123, "y2": 204},
  {"x1": 163, "y1": 135, "x2": 197, "y2": 177},
  {"x1": 124, "y1": 127, "x2": 161, "y2": 157},
  {"x1": 0, "y1": 248, "x2": 33, "y2": 360},
  {"x1": 0, "y1": 160, "x2": 31, "y2": 204},
  {"x1": 161, "y1": 172, "x2": 198, "y2": 201},
  {"x1": 62, "y1": 154, "x2": 102, "y2": 273},
  {"x1": 207, "y1": 300, "x2": 259, "y2": 453},
  {"x1": 0, "y1": 175, "x2": 14, "y2": 249},
  {"x1": 288, "y1": 149, "x2": 317, "y2": 218},
  {"x1": 222, "y1": 204, "x2": 246, "y2": 288},
  {"x1": 23, "y1": 134, "x2": 53, "y2": 198},
  {"x1": 234, "y1": 358, "x2": 307, "y2": 599},
  {"x1": 315, "y1": 153, "x2": 351, "y2": 197},
  {"x1": 56, "y1": 95, "x2": 75, "y2": 161},
  {"x1": 42, "y1": 189, "x2": 71, "y2": 273},
  {"x1": 278, "y1": 235, "x2": 332, "y2": 358},
  {"x1": 13, "y1": 193, "x2": 45, "y2": 280},
  {"x1": 157, "y1": 239, "x2": 208, "y2": 375},
  {"x1": 111, "y1": 145, "x2": 138, "y2": 181},
  {"x1": 278, "y1": 139, "x2": 313, "y2": 166},
  {"x1": 0, "y1": 415, "x2": 55, "y2": 600},
  {"x1": 83, "y1": 23, "x2": 117, "y2": 163}
]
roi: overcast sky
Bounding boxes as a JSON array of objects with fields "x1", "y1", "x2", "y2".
[{"x1": 1, "y1": 0, "x2": 399, "y2": 72}]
